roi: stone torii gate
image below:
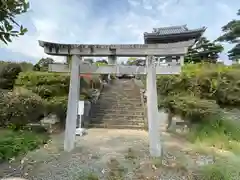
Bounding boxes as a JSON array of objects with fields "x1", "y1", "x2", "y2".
[{"x1": 38, "y1": 40, "x2": 195, "y2": 157}]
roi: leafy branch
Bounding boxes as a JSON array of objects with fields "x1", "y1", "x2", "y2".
[{"x1": 0, "y1": 0, "x2": 29, "y2": 44}]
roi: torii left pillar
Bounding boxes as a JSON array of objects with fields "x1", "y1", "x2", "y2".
[
  {"x1": 64, "y1": 55, "x2": 81, "y2": 152},
  {"x1": 146, "y1": 55, "x2": 161, "y2": 157}
]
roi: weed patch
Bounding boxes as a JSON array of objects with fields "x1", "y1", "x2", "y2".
[
  {"x1": 196, "y1": 157, "x2": 240, "y2": 180},
  {"x1": 187, "y1": 118, "x2": 240, "y2": 154},
  {"x1": 0, "y1": 129, "x2": 49, "y2": 162}
]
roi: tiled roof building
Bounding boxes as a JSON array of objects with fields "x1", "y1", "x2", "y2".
[{"x1": 144, "y1": 25, "x2": 206, "y2": 44}]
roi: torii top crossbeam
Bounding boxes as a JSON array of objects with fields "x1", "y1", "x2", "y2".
[{"x1": 38, "y1": 39, "x2": 195, "y2": 57}]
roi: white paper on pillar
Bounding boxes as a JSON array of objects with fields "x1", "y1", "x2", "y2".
[{"x1": 78, "y1": 101, "x2": 84, "y2": 115}]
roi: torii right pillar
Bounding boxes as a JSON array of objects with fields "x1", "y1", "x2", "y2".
[{"x1": 146, "y1": 55, "x2": 162, "y2": 157}]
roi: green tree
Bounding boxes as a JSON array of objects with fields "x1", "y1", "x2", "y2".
[
  {"x1": 95, "y1": 59, "x2": 108, "y2": 66},
  {"x1": 19, "y1": 61, "x2": 33, "y2": 71},
  {"x1": 185, "y1": 37, "x2": 224, "y2": 63},
  {"x1": 0, "y1": 0, "x2": 29, "y2": 44},
  {"x1": 0, "y1": 62, "x2": 22, "y2": 89},
  {"x1": 33, "y1": 57, "x2": 54, "y2": 71},
  {"x1": 94, "y1": 60, "x2": 108, "y2": 81},
  {"x1": 126, "y1": 57, "x2": 146, "y2": 66},
  {"x1": 216, "y1": 9, "x2": 240, "y2": 61},
  {"x1": 127, "y1": 57, "x2": 137, "y2": 65}
]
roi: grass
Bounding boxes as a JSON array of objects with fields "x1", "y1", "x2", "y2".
[
  {"x1": 184, "y1": 117, "x2": 240, "y2": 179},
  {"x1": 196, "y1": 157, "x2": 240, "y2": 180},
  {"x1": 151, "y1": 157, "x2": 163, "y2": 168},
  {"x1": 186, "y1": 117, "x2": 240, "y2": 154},
  {"x1": 0, "y1": 128, "x2": 49, "y2": 162},
  {"x1": 76, "y1": 172, "x2": 99, "y2": 180}
]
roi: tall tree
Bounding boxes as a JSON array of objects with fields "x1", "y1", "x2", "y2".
[
  {"x1": 126, "y1": 57, "x2": 146, "y2": 66},
  {"x1": 33, "y1": 57, "x2": 54, "y2": 71},
  {"x1": 185, "y1": 37, "x2": 224, "y2": 63},
  {"x1": 216, "y1": 9, "x2": 240, "y2": 61},
  {"x1": 0, "y1": 0, "x2": 29, "y2": 44}
]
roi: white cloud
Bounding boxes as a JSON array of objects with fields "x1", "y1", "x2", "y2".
[{"x1": 2, "y1": 0, "x2": 239, "y2": 63}]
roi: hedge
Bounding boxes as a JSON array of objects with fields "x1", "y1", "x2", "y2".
[
  {"x1": 0, "y1": 90, "x2": 45, "y2": 129},
  {"x1": 16, "y1": 72, "x2": 102, "y2": 99},
  {"x1": 15, "y1": 72, "x2": 70, "y2": 98},
  {"x1": 14, "y1": 71, "x2": 103, "y2": 127},
  {"x1": 157, "y1": 63, "x2": 240, "y2": 107},
  {"x1": 159, "y1": 94, "x2": 221, "y2": 123}
]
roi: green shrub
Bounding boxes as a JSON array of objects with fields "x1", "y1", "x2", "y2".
[
  {"x1": 0, "y1": 63, "x2": 22, "y2": 89},
  {"x1": 13, "y1": 71, "x2": 103, "y2": 129},
  {"x1": 16, "y1": 72, "x2": 70, "y2": 99},
  {"x1": 215, "y1": 70, "x2": 240, "y2": 106},
  {"x1": 30, "y1": 84, "x2": 69, "y2": 99},
  {"x1": 0, "y1": 129, "x2": 49, "y2": 162},
  {"x1": 0, "y1": 91, "x2": 45, "y2": 129},
  {"x1": 157, "y1": 75, "x2": 188, "y2": 96},
  {"x1": 91, "y1": 76, "x2": 102, "y2": 89},
  {"x1": 159, "y1": 94, "x2": 220, "y2": 123},
  {"x1": 0, "y1": 61, "x2": 33, "y2": 72},
  {"x1": 80, "y1": 76, "x2": 92, "y2": 90},
  {"x1": 0, "y1": 77, "x2": 13, "y2": 89},
  {"x1": 16, "y1": 72, "x2": 102, "y2": 99},
  {"x1": 80, "y1": 76, "x2": 102, "y2": 100},
  {"x1": 156, "y1": 63, "x2": 240, "y2": 107},
  {"x1": 16, "y1": 71, "x2": 70, "y2": 86},
  {"x1": 46, "y1": 96, "x2": 68, "y2": 127}
]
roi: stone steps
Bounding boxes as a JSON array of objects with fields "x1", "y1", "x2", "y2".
[
  {"x1": 88, "y1": 124, "x2": 144, "y2": 129},
  {"x1": 88, "y1": 79, "x2": 145, "y2": 129},
  {"x1": 91, "y1": 111, "x2": 144, "y2": 116},
  {"x1": 96, "y1": 99, "x2": 141, "y2": 102},
  {"x1": 92, "y1": 106, "x2": 143, "y2": 110},
  {"x1": 90, "y1": 119, "x2": 144, "y2": 124},
  {"x1": 90, "y1": 115, "x2": 144, "y2": 121},
  {"x1": 92, "y1": 104, "x2": 143, "y2": 109},
  {"x1": 90, "y1": 119, "x2": 144, "y2": 125},
  {"x1": 96, "y1": 101, "x2": 142, "y2": 104}
]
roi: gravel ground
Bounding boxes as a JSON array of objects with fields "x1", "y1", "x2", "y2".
[{"x1": 1, "y1": 125, "x2": 216, "y2": 180}]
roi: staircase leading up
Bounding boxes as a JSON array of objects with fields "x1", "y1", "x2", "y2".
[{"x1": 89, "y1": 79, "x2": 145, "y2": 129}]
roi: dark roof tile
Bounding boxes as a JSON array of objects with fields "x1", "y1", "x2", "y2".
[
  {"x1": 145, "y1": 25, "x2": 206, "y2": 36},
  {"x1": 153, "y1": 25, "x2": 188, "y2": 34}
]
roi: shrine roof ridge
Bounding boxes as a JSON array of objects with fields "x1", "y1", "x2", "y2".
[
  {"x1": 153, "y1": 25, "x2": 188, "y2": 31},
  {"x1": 144, "y1": 25, "x2": 206, "y2": 36}
]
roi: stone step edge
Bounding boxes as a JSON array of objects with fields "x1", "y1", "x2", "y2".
[
  {"x1": 90, "y1": 119, "x2": 145, "y2": 123},
  {"x1": 88, "y1": 124, "x2": 145, "y2": 129},
  {"x1": 90, "y1": 114, "x2": 144, "y2": 116}
]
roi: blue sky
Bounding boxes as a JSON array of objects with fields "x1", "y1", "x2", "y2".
[{"x1": 0, "y1": 0, "x2": 239, "y2": 64}]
